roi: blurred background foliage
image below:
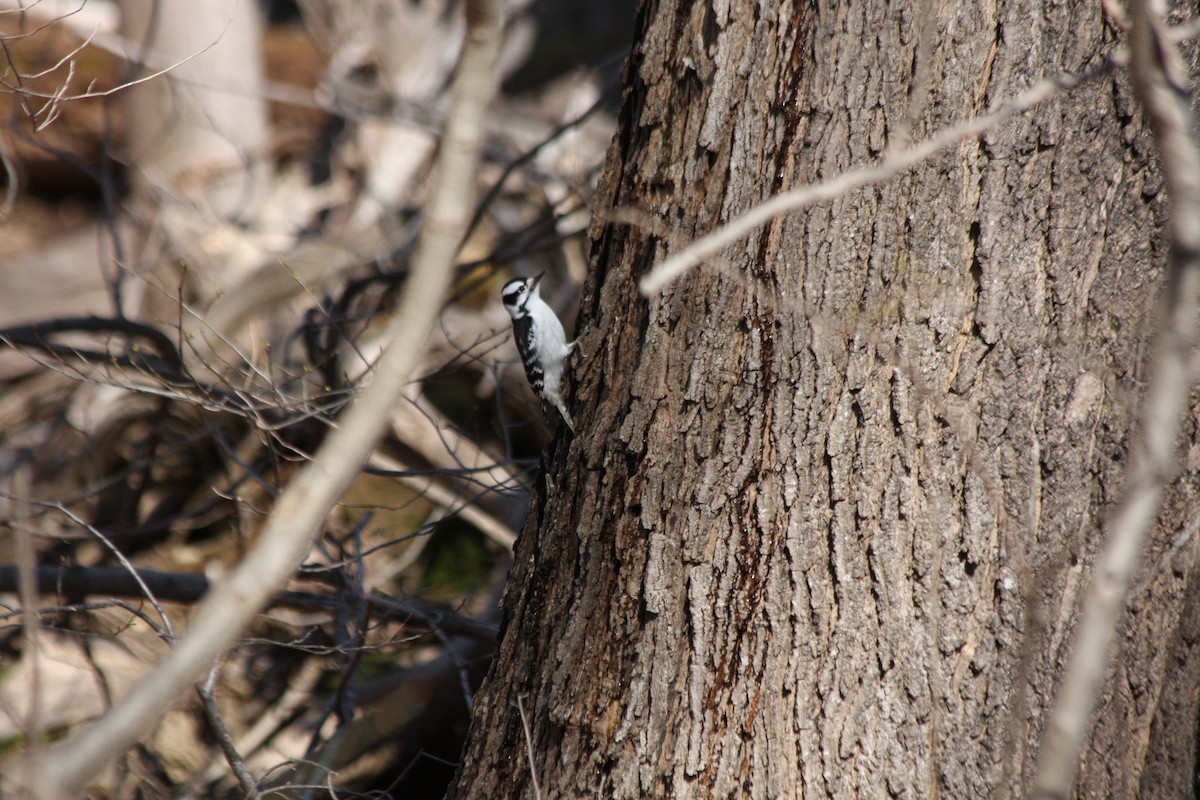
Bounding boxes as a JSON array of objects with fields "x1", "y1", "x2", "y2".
[{"x1": 0, "y1": 0, "x2": 632, "y2": 796}]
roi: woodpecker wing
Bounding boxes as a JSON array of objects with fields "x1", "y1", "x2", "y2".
[{"x1": 511, "y1": 314, "x2": 545, "y2": 394}]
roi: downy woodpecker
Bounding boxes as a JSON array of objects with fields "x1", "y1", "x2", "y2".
[{"x1": 501, "y1": 273, "x2": 576, "y2": 432}]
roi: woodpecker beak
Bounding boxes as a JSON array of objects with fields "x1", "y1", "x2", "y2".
[{"x1": 531, "y1": 272, "x2": 544, "y2": 289}]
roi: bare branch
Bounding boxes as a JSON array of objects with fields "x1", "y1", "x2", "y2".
[
  {"x1": 0, "y1": 12, "x2": 228, "y2": 104},
  {"x1": 369, "y1": 452, "x2": 517, "y2": 549},
  {"x1": 638, "y1": 57, "x2": 1117, "y2": 295},
  {"x1": 1030, "y1": 0, "x2": 1200, "y2": 796},
  {"x1": 516, "y1": 692, "x2": 543, "y2": 800},
  {"x1": 43, "y1": 502, "x2": 176, "y2": 640},
  {"x1": 0, "y1": 564, "x2": 499, "y2": 642},
  {"x1": 196, "y1": 665, "x2": 260, "y2": 800}
]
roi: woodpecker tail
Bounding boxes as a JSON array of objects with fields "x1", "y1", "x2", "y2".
[{"x1": 545, "y1": 392, "x2": 575, "y2": 433}]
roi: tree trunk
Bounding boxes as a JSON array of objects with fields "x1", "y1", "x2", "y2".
[{"x1": 449, "y1": 0, "x2": 1200, "y2": 797}]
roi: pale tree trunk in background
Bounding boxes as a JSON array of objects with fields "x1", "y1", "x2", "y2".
[
  {"x1": 449, "y1": 0, "x2": 1200, "y2": 798},
  {"x1": 118, "y1": 0, "x2": 270, "y2": 314},
  {"x1": 0, "y1": 2, "x2": 269, "y2": 348},
  {"x1": 120, "y1": 0, "x2": 268, "y2": 211}
]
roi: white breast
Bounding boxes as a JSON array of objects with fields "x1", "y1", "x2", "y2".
[{"x1": 530, "y1": 299, "x2": 570, "y2": 391}]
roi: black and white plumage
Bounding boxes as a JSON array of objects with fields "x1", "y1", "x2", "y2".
[{"x1": 502, "y1": 273, "x2": 576, "y2": 432}]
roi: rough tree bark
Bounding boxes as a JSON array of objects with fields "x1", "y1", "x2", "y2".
[{"x1": 450, "y1": 0, "x2": 1200, "y2": 798}]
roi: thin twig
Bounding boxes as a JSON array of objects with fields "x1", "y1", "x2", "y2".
[
  {"x1": 195, "y1": 658, "x2": 325, "y2": 787},
  {"x1": 0, "y1": 14, "x2": 231, "y2": 104},
  {"x1": 516, "y1": 692, "x2": 543, "y2": 800},
  {"x1": 369, "y1": 452, "x2": 517, "y2": 549},
  {"x1": 638, "y1": 56, "x2": 1118, "y2": 295},
  {"x1": 38, "y1": 501, "x2": 176, "y2": 641},
  {"x1": 462, "y1": 86, "x2": 613, "y2": 243},
  {"x1": 196, "y1": 663, "x2": 260, "y2": 799}
]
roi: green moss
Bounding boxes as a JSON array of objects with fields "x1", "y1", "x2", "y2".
[{"x1": 417, "y1": 518, "x2": 493, "y2": 600}]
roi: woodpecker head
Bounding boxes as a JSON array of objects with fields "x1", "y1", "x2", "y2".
[{"x1": 501, "y1": 273, "x2": 543, "y2": 319}]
